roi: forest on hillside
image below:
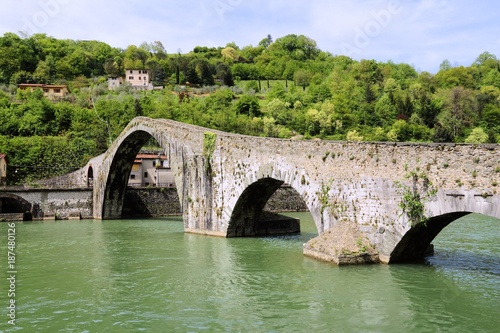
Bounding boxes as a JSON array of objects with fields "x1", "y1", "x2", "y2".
[{"x1": 0, "y1": 32, "x2": 499, "y2": 184}]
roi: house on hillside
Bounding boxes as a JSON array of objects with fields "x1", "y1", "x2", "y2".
[
  {"x1": 0, "y1": 154, "x2": 7, "y2": 186},
  {"x1": 128, "y1": 151, "x2": 174, "y2": 187},
  {"x1": 125, "y1": 69, "x2": 153, "y2": 90},
  {"x1": 17, "y1": 84, "x2": 70, "y2": 100},
  {"x1": 108, "y1": 77, "x2": 123, "y2": 90},
  {"x1": 108, "y1": 69, "x2": 163, "y2": 91}
]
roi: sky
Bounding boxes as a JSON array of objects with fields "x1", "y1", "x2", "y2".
[{"x1": 1, "y1": 0, "x2": 499, "y2": 73}]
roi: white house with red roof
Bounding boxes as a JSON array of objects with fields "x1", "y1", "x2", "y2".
[{"x1": 128, "y1": 151, "x2": 174, "y2": 187}]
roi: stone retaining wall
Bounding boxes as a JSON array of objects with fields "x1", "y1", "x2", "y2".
[
  {"x1": 123, "y1": 187, "x2": 182, "y2": 217},
  {"x1": 1, "y1": 185, "x2": 306, "y2": 221},
  {"x1": 0, "y1": 213, "x2": 26, "y2": 222},
  {"x1": 122, "y1": 185, "x2": 307, "y2": 218}
]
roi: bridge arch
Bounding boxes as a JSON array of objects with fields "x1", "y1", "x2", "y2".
[
  {"x1": 377, "y1": 185, "x2": 500, "y2": 263},
  {"x1": 390, "y1": 211, "x2": 500, "y2": 263},
  {"x1": 225, "y1": 160, "x2": 320, "y2": 237},
  {"x1": 87, "y1": 165, "x2": 94, "y2": 187},
  {"x1": 389, "y1": 212, "x2": 471, "y2": 263},
  {"x1": 227, "y1": 177, "x2": 285, "y2": 236},
  {"x1": 94, "y1": 118, "x2": 203, "y2": 220},
  {"x1": 0, "y1": 193, "x2": 37, "y2": 220}
]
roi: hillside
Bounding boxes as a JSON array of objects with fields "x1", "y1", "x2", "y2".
[{"x1": 0, "y1": 32, "x2": 499, "y2": 184}]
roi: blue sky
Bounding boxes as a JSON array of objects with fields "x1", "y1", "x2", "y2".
[{"x1": 1, "y1": 0, "x2": 499, "y2": 73}]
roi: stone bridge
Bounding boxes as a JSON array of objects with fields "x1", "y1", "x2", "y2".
[{"x1": 28, "y1": 117, "x2": 500, "y2": 263}]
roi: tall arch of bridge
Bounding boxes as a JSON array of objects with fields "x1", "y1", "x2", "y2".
[{"x1": 93, "y1": 118, "x2": 205, "y2": 222}]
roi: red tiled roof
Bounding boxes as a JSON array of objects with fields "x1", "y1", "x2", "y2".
[
  {"x1": 133, "y1": 154, "x2": 167, "y2": 164},
  {"x1": 135, "y1": 154, "x2": 167, "y2": 160}
]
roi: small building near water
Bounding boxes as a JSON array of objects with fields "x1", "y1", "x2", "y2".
[{"x1": 128, "y1": 151, "x2": 174, "y2": 187}]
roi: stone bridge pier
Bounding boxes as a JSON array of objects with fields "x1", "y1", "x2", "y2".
[{"x1": 86, "y1": 117, "x2": 499, "y2": 264}]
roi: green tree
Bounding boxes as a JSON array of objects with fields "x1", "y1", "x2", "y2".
[
  {"x1": 439, "y1": 59, "x2": 452, "y2": 71},
  {"x1": 221, "y1": 46, "x2": 239, "y2": 63},
  {"x1": 215, "y1": 62, "x2": 234, "y2": 86},
  {"x1": 235, "y1": 95, "x2": 261, "y2": 117},
  {"x1": 123, "y1": 45, "x2": 149, "y2": 69},
  {"x1": 269, "y1": 34, "x2": 319, "y2": 60},
  {"x1": 435, "y1": 66, "x2": 478, "y2": 89},
  {"x1": 436, "y1": 87, "x2": 478, "y2": 141},
  {"x1": 375, "y1": 94, "x2": 397, "y2": 127},
  {"x1": 464, "y1": 127, "x2": 489, "y2": 143},
  {"x1": 258, "y1": 34, "x2": 273, "y2": 48},
  {"x1": 294, "y1": 69, "x2": 312, "y2": 91},
  {"x1": 239, "y1": 44, "x2": 264, "y2": 62}
]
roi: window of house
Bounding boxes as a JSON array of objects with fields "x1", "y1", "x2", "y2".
[
  {"x1": 43, "y1": 89, "x2": 49, "y2": 93},
  {"x1": 144, "y1": 172, "x2": 148, "y2": 178},
  {"x1": 129, "y1": 76, "x2": 134, "y2": 80},
  {"x1": 54, "y1": 89, "x2": 61, "y2": 93},
  {"x1": 130, "y1": 70, "x2": 133, "y2": 74},
  {"x1": 130, "y1": 174, "x2": 136, "y2": 179},
  {"x1": 139, "y1": 77, "x2": 142, "y2": 80}
]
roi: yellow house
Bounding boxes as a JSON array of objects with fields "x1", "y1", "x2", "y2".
[
  {"x1": 18, "y1": 84, "x2": 70, "y2": 99},
  {"x1": 0, "y1": 154, "x2": 7, "y2": 185}
]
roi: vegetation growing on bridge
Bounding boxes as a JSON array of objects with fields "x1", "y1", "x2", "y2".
[
  {"x1": 397, "y1": 168, "x2": 437, "y2": 227},
  {"x1": 0, "y1": 32, "x2": 499, "y2": 184},
  {"x1": 203, "y1": 132, "x2": 217, "y2": 173},
  {"x1": 317, "y1": 181, "x2": 332, "y2": 215}
]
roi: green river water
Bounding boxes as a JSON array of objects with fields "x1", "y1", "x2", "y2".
[{"x1": 0, "y1": 212, "x2": 499, "y2": 332}]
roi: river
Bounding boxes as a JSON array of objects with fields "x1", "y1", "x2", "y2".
[{"x1": 0, "y1": 213, "x2": 498, "y2": 332}]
